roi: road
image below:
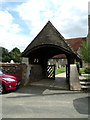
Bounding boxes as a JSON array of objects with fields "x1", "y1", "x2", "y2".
[{"x1": 1, "y1": 85, "x2": 89, "y2": 119}]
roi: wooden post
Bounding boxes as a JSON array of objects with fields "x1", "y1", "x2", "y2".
[
  {"x1": 41, "y1": 56, "x2": 48, "y2": 79},
  {"x1": 66, "y1": 58, "x2": 70, "y2": 83},
  {"x1": 54, "y1": 64, "x2": 55, "y2": 80},
  {"x1": 66, "y1": 64, "x2": 68, "y2": 83}
]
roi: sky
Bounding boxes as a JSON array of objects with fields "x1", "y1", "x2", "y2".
[{"x1": 0, "y1": 0, "x2": 89, "y2": 52}]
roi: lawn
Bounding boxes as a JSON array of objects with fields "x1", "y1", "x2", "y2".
[
  {"x1": 55, "y1": 67, "x2": 90, "y2": 76},
  {"x1": 81, "y1": 74, "x2": 90, "y2": 77},
  {"x1": 55, "y1": 67, "x2": 66, "y2": 75},
  {"x1": 80, "y1": 68, "x2": 85, "y2": 74}
]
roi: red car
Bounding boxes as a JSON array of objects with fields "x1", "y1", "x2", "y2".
[{"x1": 0, "y1": 70, "x2": 21, "y2": 94}]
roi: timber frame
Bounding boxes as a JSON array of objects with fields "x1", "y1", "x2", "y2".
[{"x1": 22, "y1": 21, "x2": 81, "y2": 84}]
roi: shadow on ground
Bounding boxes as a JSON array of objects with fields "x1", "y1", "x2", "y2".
[
  {"x1": 5, "y1": 85, "x2": 84, "y2": 99},
  {"x1": 3, "y1": 74, "x2": 69, "y2": 95},
  {"x1": 73, "y1": 96, "x2": 89, "y2": 115}
]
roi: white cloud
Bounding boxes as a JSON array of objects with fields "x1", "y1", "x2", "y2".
[
  {"x1": 89, "y1": 1, "x2": 90, "y2": 15},
  {"x1": 0, "y1": 0, "x2": 89, "y2": 52},
  {"x1": 0, "y1": 10, "x2": 30, "y2": 51},
  {"x1": 0, "y1": 10, "x2": 21, "y2": 33},
  {"x1": 16, "y1": 0, "x2": 49, "y2": 38},
  {"x1": 16, "y1": 0, "x2": 89, "y2": 39},
  {"x1": 0, "y1": 29, "x2": 30, "y2": 51}
]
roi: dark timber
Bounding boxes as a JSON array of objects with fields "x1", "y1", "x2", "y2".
[{"x1": 22, "y1": 21, "x2": 81, "y2": 84}]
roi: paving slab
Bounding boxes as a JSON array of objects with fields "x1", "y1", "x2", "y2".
[
  {"x1": 30, "y1": 72, "x2": 69, "y2": 90},
  {"x1": 1, "y1": 72, "x2": 89, "y2": 118},
  {"x1": 2, "y1": 86, "x2": 89, "y2": 118}
]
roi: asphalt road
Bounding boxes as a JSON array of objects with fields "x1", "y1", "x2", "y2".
[{"x1": 1, "y1": 85, "x2": 89, "y2": 119}]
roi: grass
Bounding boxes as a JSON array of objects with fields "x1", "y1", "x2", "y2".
[
  {"x1": 55, "y1": 67, "x2": 90, "y2": 76},
  {"x1": 80, "y1": 68, "x2": 85, "y2": 74},
  {"x1": 55, "y1": 67, "x2": 66, "y2": 75},
  {"x1": 82, "y1": 90, "x2": 90, "y2": 93},
  {"x1": 80, "y1": 68, "x2": 90, "y2": 77},
  {"x1": 81, "y1": 74, "x2": 90, "y2": 77}
]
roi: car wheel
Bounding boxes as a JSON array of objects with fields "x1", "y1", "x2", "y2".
[{"x1": 0, "y1": 84, "x2": 5, "y2": 94}]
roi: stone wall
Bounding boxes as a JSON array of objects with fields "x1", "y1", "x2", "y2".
[
  {"x1": 30, "y1": 64, "x2": 43, "y2": 82},
  {"x1": 0, "y1": 63, "x2": 28, "y2": 86}
]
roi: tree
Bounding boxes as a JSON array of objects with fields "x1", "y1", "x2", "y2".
[
  {"x1": 0, "y1": 47, "x2": 22, "y2": 63},
  {"x1": 80, "y1": 41, "x2": 90, "y2": 64},
  {"x1": 9, "y1": 47, "x2": 22, "y2": 63},
  {"x1": 0, "y1": 47, "x2": 10, "y2": 62}
]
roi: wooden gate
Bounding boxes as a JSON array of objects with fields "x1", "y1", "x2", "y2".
[{"x1": 47, "y1": 65, "x2": 55, "y2": 80}]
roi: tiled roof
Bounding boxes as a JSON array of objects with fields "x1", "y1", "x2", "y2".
[
  {"x1": 53, "y1": 54, "x2": 66, "y2": 59},
  {"x1": 66, "y1": 37, "x2": 86, "y2": 51},
  {"x1": 22, "y1": 21, "x2": 76, "y2": 57},
  {"x1": 53, "y1": 37, "x2": 86, "y2": 59}
]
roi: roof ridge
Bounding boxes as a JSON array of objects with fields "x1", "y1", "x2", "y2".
[
  {"x1": 22, "y1": 21, "x2": 79, "y2": 57},
  {"x1": 66, "y1": 37, "x2": 86, "y2": 40},
  {"x1": 45, "y1": 21, "x2": 76, "y2": 54}
]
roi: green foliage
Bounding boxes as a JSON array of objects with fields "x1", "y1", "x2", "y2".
[
  {"x1": 80, "y1": 68, "x2": 85, "y2": 74},
  {"x1": 84, "y1": 67, "x2": 90, "y2": 74},
  {"x1": 80, "y1": 41, "x2": 90, "y2": 63},
  {"x1": 0, "y1": 47, "x2": 10, "y2": 62},
  {"x1": 82, "y1": 74, "x2": 90, "y2": 77},
  {"x1": 1, "y1": 47, "x2": 22, "y2": 63},
  {"x1": 55, "y1": 67, "x2": 66, "y2": 75},
  {"x1": 9, "y1": 47, "x2": 22, "y2": 63},
  {"x1": 1, "y1": 47, "x2": 8, "y2": 57},
  {"x1": 2, "y1": 55, "x2": 10, "y2": 62},
  {"x1": 80, "y1": 67, "x2": 90, "y2": 74}
]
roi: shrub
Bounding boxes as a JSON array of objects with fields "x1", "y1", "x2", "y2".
[
  {"x1": 84, "y1": 67, "x2": 90, "y2": 74},
  {"x1": 80, "y1": 68, "x2": 85, "y2": 74}
]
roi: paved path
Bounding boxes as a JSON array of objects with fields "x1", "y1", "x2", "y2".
[
  {"x1": 31, "y1": 72, "x2": 69, "y2": 90},
  {"x1": 2, "y1": 86, "x2": 88, "y2": 118},
  {"x1": 1, "y1": 72, "x2": 89, "y2": 118},
  {"x1": 55, "y1": 72, "x2": 66, "y2": 77}
]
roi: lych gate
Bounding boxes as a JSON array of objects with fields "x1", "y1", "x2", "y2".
[{"x1": 22, "y1": 21, "x2": 81, "y2": 89}]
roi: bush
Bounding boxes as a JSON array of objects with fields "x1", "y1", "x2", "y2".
[
  {"x1": 80, "y1": 68, "x2": 85, "y2": 74},
  {"x1": 84, "y1": 67, "x2": 90, "y2": 74}
]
